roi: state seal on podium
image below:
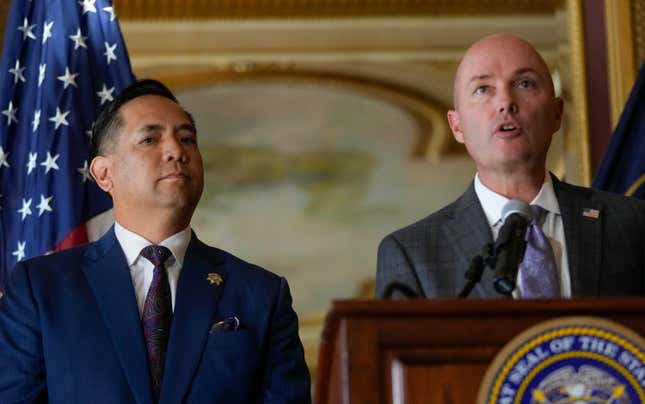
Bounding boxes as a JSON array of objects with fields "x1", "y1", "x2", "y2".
[{"x1": 477, "y1": 317, "x2": 645, "y2": 403}]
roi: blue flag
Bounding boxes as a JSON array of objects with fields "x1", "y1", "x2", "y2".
[
  {"x1": 0, "y1": 0, "x2": 134, "y2": 291},
  {"x1": 593, "y1": 61, "x2": 645, "y2": 199}
]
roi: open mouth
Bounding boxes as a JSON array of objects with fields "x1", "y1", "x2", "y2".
[{"x1": 499, "y1": 124, "x2": 517, "y2": 132}]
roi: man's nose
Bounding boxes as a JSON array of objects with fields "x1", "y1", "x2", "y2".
[
  {"x1": 497, "y1": 88, "x2": 518, "y2": 114},
  {"x1": 164, "y1": 137, "x2": 188, "y2": 162}
]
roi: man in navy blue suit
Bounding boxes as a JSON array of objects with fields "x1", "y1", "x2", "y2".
[{"x1": 0, "y1": 79, "x2": 311, "y2": 403}]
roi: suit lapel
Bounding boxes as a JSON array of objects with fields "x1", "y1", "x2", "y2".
[
  {"x1": 160, "y1": 234, "x2": 227, "y2": 404},
  {"x1": 442, "y1": 183, "x2": 499, "y2": 298},
  {"x1": 82, "y1": 228, "x2": 153, "y2": 404},
  {"x1": 553, "y1": 177, "x2": 603, "y2": 296}
]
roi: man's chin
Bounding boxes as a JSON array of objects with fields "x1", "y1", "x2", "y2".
[
  {"x1": 156, "y1": 193, "x2": 200, "y2": 211},
  {"x1": 480, "y1": 156, "x2": 535, "y2": 174}
]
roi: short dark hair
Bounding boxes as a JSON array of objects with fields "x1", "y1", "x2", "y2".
[{"x1": 89, "y1": 79, "x2": 194, "y2": 159}]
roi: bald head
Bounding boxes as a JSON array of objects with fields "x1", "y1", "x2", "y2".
[{"x1": 453, "y1": 34, "x2": 555, "y2": 108}]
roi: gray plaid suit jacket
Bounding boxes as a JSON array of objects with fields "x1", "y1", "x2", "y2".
[{"x1": 376, "y1": 176, "x2": 645, "y2": 298}]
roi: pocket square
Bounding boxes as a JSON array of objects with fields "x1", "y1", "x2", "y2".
[{"x1": 209, "y1": 316, "x2": 240, "y2": 334}]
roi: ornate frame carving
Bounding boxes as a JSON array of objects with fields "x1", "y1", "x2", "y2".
[
  {"x1": 112, "y1": 0, "x2": 562, "y2": 19},
  {"x1": 566, "y1": 0, "x2": 591, "y2": 184},
  {"x1": 605, "y1": 0, "x2": 636, "y2": 128}
]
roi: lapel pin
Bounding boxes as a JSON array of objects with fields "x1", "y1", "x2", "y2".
[
  {"x1": 207, "y1": 273, "x2": 223, "y2": 285},
  {"x1": 582, "y1": 208, "x2": 600, "y2": 219}
]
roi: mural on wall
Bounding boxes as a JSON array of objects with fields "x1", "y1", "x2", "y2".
[{"x1": 178, "y1": 80, "x2": 476, "y2": 318}]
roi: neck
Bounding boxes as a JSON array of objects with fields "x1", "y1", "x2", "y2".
[
  {"x1": 478, "y1": 169, "x2": 546, "y2": 203},
  {"x1": 114, "y1": 209, "x2": 191, "y2": 244}
]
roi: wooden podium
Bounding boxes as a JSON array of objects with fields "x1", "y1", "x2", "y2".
[{"x1": 315, "y1": 298, "x2": 645, "y2": 404}]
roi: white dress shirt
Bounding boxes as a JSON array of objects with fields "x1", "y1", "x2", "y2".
[
  {"x1": 474, "y1": 173, "x2": 571, "y2": 298},
  {"x1": 114, "y1": 222, "x2": 192, "y2": 315}
]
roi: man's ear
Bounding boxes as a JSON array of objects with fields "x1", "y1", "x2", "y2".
[
  {"x1": 553, "y1": 97, "x2": 564, "y2": 132},
  {"x1": 90, "y1": 156, "x2": 113, "y2": 193},
  {"x1": 447, "y1": 110, "x2": 465, "y2": 144}
]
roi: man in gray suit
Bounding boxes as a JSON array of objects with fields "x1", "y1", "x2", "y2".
[{"x1": 376, "y1": 34, "x2": 645, "y2": 299}]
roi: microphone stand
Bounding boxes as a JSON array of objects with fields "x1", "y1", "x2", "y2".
[
  {"x1": 458, "y1": 243, "x2": 495, "y2": 298},
  {"x1": 383, "y1": 282, "x2": 420, "y2": 299}
]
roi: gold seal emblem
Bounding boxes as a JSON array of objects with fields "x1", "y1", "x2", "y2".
[{"x1": 477, "y1": 317, "x2": 645, "y2": 404}]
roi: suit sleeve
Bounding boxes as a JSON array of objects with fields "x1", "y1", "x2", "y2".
[
  {"x1": 376, "y1": 234, "x2": 423, "y2": 299},
  {"x1": 0, "y1": 262, "x2": 48, "y2": 403},
  {"x1": 259, "y1": 277, "x2": 311, "y2": 404}
]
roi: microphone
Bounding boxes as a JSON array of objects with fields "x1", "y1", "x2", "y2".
[{"x1": 493, "y1": 199, "x2": 532, "y2": 295}]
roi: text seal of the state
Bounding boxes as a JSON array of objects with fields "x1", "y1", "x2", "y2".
[{"x1": 477, "y1": 317, "x2": 645, "y2": 404}]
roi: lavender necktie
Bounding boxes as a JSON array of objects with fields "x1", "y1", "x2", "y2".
[
  {"x1": 517, "y1": 205, "x2": 560, "y2": 298},
  {"x1": 140, "y1": 245, "x2": 173, "y2": 401}
]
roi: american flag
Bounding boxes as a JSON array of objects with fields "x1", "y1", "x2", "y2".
[{"x1": 0, "y1": 0, "x2": 134, "y2": 292}]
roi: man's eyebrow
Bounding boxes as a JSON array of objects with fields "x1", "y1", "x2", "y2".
[
  {"x1": 513, "y1": 67, "x2": 540, "y2": 76},
  {"x1": 176, "y1": 123, "x2": 196, "y2": 134},
  {"x1": 467, "y1": 74, "x2": 492, "y2": 85},
  {"x1": 138, "y1": 123, "x2": 163, "y2": 133},
  {"x1": 136, "y1": 123, "x2": 196, "y2": 134},
  {"x1": 465, "y1": 68, "x2": 541, "y2": 86}
]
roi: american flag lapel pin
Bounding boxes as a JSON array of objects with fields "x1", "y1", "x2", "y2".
[
  {"x1": 207, "y1": 273, "x2": 223, "y2": 286},
  {"x1": 582, "y1": 208, "x2": 600, "y2": 219}
]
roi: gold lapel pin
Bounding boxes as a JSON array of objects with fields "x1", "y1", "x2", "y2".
[{"x1": 207, "y1": 273, "x2": 223, "y2": 286}]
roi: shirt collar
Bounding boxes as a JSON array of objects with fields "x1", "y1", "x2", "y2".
[
  {"x1": 114, "y1": 222, "x2": 192, "y2": 267},
  {"x1": 474, "y1": 172, "x2": 560, "y2": 226},
  {"x1": 530, "y1": 174, "x2": 561, "y2": 216}
]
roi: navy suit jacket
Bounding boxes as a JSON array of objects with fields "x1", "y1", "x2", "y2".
[
  {"x1": 0, "y1": 228, "x2": 311, "y2": 403},
  {"x1": 376, "y1": 177, "x2": 645, "y2": 298}
]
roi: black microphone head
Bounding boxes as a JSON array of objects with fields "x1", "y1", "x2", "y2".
[
  {"x1": 493, "y1": 199, "x2": 532, "y2": 296},
  {"x1": 501, "y1": 199, "x2": 532, "y2": 223}
]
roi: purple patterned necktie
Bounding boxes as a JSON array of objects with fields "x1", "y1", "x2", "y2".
[
  {"x1": 517, "y1": 205, "x2": 560, "y2": 298},
  {"x1": 140, "y1": 245, "x2": 173, "y2": 401}
]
